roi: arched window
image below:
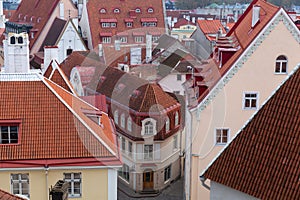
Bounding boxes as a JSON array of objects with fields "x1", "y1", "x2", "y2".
[
  {"x1": 113, "y1": 8, "x2": 120, "y2": 13},
  {"x1": 145, "y1": 121, "x2": 154, "y2": 135},
  {"x1": 275, "y1": 55, "x2": 287, "y2": 73},
  {"x1": 147, "y1": 8, "x2": 154, "y2": 13},
  {"x1": 127, "y1": 117, "x2": 132, "y2": 132},
  {"x1": 99, "y1": 8, "x2": 106, "y2": 13},
  {"x1": 165, "y1": 117, "x2": 170, "y2": 132},
  {"x1": 10, "y1": 36, "x2": 15, "y2": 44},
  {"x1": 175, "y1": 112, "x2": 179, "y2": 126},
  {"x1": 120, "y1": 113, "x2": 125, "y2": 128},
  {"x1": 114, "y1": 110, "x2": 119, "y2": 125},
  {"x1": 17, "y1": 37, "x2": 23, "y2": 44}
]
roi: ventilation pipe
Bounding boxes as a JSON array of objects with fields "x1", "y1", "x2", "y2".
[{"x1": 252, "y1": 5, "x2": 261, "y2": 27}]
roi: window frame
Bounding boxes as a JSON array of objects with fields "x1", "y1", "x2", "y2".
[
  {"x1": 164, "y1": 165, "x2": 171, "y2": 182},
  {"x1": 147, "y1": 8, "x2": 154, "y2": 13},
  {"x1": 128, "y1": 141, "x2": 132, "y2": 157},
  {"x1": 134, "y1": 36, "x2": 144, "y2": 43},
  {"x1": 243, "y1": 91, "x2": 259, "y2": 110},
  {"x1": 11, "y1": 173, "x2": 29, "y2": 197},
  {"x1": 64, "y1": 172, "x2": 82, "y2": 198},
  {"x1": 175, "y1": 111, "x2": 179, "y2": 126},
  {"x1": 121, "y1": 137, "x2": 126, "y2": 151},
  {"x1": 99, "y1": 8, "x2": 107, "y2": 13},
  {"x1": 215, "y1": 128, "x2": 230, "y2": 145},
  {"x1": 141, "y1": 118, "x2": 157, "y2": 136},
  {"x1": 275, "y1": 55, "x2": 288, "y2": 74},
  {"x1": 114, "y1": 110, "x2": 119, "y2": 125},
  {"x1": 144, "y1": 144, "x2": 153, "y2": 160},
  {"x1": 0, "y1": 121, "x2": 21, "y2": 145},
  {"x1": 113, "y1": 8, "x2": 120, "y2": 13},
  {"x1": 173, "y1": 135, "x2": 178, "y2": 150},
  {"x1": 118, "y1": 164, "x2": 130, "y2": 182},
  {"x1": 165, "y1": 117, "x2": 170, "y2": 133},
  {"x1": 120, "y1": 113, "x2": 125, "y2": 128},
  {"x1": 127, "y1": 117, "x2": 132, "y2": 132}
]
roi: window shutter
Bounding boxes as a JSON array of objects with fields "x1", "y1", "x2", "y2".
[
  {"x1": 154, "y1": 143, "x2": 160, "y2": 160},
  {"x1": 137, "y1": 144, "x2": 143, "y2": 160}
]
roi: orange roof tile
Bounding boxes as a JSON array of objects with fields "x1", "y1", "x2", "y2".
[
  {"x1": 0, "y1": 73, "x2": 120, "y2": 167},
  {"x1": 0, "y1": 189, "x2": 26, "y2": 200},
  {"x1": 197, "y1": 20, "x2": 226, "y2": 35},
  {"x1": 203, "y1": 67, "x2": 300, "y2": 200}
]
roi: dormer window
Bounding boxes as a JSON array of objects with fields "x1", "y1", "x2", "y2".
[
  {"x1": 147, "y1": 8, "x2": 154, "y2": 13},
  {"x1": 175, "y1": 112, "x2": 179, "y2": 126},
  {"x1": 100, "y1": 8, "x2": 106, "y2": 13},
  {"x1": 135, "y1": 8, "x2": 141, "y2": 13},
  {"x1": 127, "y1": 117, "x2": 132, "y2": 132},
  {"x1": 141, "y1": 118, "x2": 157, "y2": 136},
  {"x1": 120, "y1": 113, "x2": 125, "y2": 128},
  {"x1": 113, "y1": 8, "x2": 120, "y2": 13},
  {"x1": 0, "y1": 125, "x2": 19, "y2": 144},
  {"x1": 18, "y1": 37, "x2": 23, "y2": 44},
  {"x1": 114, "y1": 110, "x2": 119, "y2": 125},
  {"x1": 10, "y1": 36, "x2": 16, "y2": 44},
  {"x1": 165, "y1": 117, "x2": 170, "y2": 132},
  {"x1": 30, "y1": 16, "x2": 35, "y2": 22},
  {"x1": 37, "y1": 17, "x2": 41, "y2": 23}
]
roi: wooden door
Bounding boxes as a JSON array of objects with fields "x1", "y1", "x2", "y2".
[{"x1": 143, "y1": 171, "x2": 154, "y2": 190}]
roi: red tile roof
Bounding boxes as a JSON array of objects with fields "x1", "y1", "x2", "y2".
[
  {"x1": 197, "y1": 20, "x2": 226, "y2": 35},
  {"x1": 203, "y1": 67, "x2": 300, "y2": 200},
  {"x1": 0, "y1": 189, "x2": 26, "y2": 200},
  {"x1": 173, "y1": 18, "x2": 196, "y2": 28},
  {"x1": 85, "y1": 0, "x2": 166, "y2": 47},
  {"x1": 0, "y1": 73, "x2": 120, "y2": 167}
]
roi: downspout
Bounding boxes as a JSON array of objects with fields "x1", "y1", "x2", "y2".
[
  {"x1": 161, "y1": 0, "x2": 168, "y2": 34},
  {"x1": 199, "y1": 175, "x2": 210, "y2": 190},
  {"x1": 45, "y1": 166, "x2": 49, "y2": 200}
]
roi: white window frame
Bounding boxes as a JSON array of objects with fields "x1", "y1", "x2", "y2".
[
  {"x1": 102, "y1": 36, "x2": 111, "y2": 43},
  {"x1": 118, "y1": 164, "x2": 130, "y2": 182},
  {"x1": 141, "y1": 118, "x2": 157, "y2": 136},
  {"x1": 120, "y1": 113, "x2": 125, "y2": 128},
  {"x1": 144, "y1": 144, "x2": 153, "y2": 160},
  {"x1": 175, "y1": 111, "x2": 179, "y2": 126},
  {"x1": 135, "y1": 8, "x2": 141, "y2": 13},
  {"x1": 121, "y1": 137, "x2": 126, "y2": 151},
  {"x1": 275, "y1": 55, "x2": 288, "y2": 74},
  {"x1": 128, "y1": 141, "x2": 132, "y2": 157},
  {"x1": 11, "y1": 173, "x2": 29, "y2": 197},
  {"x1": 165, "y1": 117, "x2": 170, "y2": 132},
  {"x1": 215, "y1": 128, "x2": 230, "y2": 145},
  {"x1": 99, "y1": 8, "x2": 106, "y2": 13},
  {"x1": 64, "y1": 173, "x2": 82, "y2": 198},
  {"x1": 164, "y1": 165, "x2": 171, "y2": 182},
  {"x1": 120, "y1": 36, "x2": 128, "y2": 43},
  {"x1": 147, "y1": 8, "x2": 154, "y2": 13},
  {"x1": 152, "y1": 35, "x2": 160, "y2": 42},
  {"x1": 127, "y1": 117, "x2": 132, "y2": 132},
  {"x1": 173, "y1": 135, "x2": 178, "y2": 150},
  {"x1": 113, "y1": 8, "x2": 120, "y2": 13},
  {"x1": 111, "y1": 22, "x2": 116, "y2": 27},
  {"x1": 134, "y1": 36, "x2": 144, "y2": 43},
  {"x1": 101, "y1": 22, "x2": 110, "y2": 28},
  {"x1": 114, "y1": 110, "x2": 119, "y2": 125},
  {"x1": 0, "y1": 125, "x2": 18, "y2": 144},
  {"x1": 126, "y1": 22, "x2": 133, "y2": 27},
  {"x1": 243, "y1": 91, "x2": 259, "y2": 110}
]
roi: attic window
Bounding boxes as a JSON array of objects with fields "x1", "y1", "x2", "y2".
[
  {"x1": 113, "y1": 8, "x2": 120, "y2": 13},
  {"x1": 100, "y1": 8, "x2": 106, "y2": 13},
  {"x1": 0, "y1": 125, "x2": 19, "y2": 144},
  {"x1": 10, "y1": 36, "x2": 16, "y2": 44},
  {"x1": 135, "y1": 8, "x2": 141, "y2": 13},
  {"x1": 17, "y1": 37, "x2": 23, "y2": 44},
  {"x1": 147, "y1": 8, "x2": 154, "y2": 13},
  {"x1": 37, "y1": 17, "x2": 41, "y2": 23},
  {"x1": 30, "y1": 16, "x2": 35, "y2": 22}
]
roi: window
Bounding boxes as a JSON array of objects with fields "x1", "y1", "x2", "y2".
[
  {"x1": 165, "y1": 117, "x2": 170, "y2": 132},
  {"x1": 175, "y1": 112, "x2": 179, "y2": 126},
  {"x1": 164, "y1": 165, "x2": 171, "y2": 182},
  {"x1": 243, "y1": 92, "x2": 258, "y2": 109},
  {"x1": 216, "y1": 128, "x2": 229, "y2": 145},
  {"x1": 118, "y1": 164, "x2": 129, "y2": 182},
  {"x1": 152, "y1": 35, "x2": 160, "y2": 42},
  {"x1": 121, "y1": 137, "x2": 126, "y2": 151},
  {"x1": 127, "y1": 117, "x2": 132, "y2": 132},
  {"x1": 102, "y1": 36, "x2": 111, "y2": 43},
  {"x1": 114, "y1": 110, "x2": 119, "y2": 125},
  {"x1": 144, "y1": 144, "x2": 153, "y2": 160},
  {"x1": 101, "y1": 22, "x2": 110, "y2": 28},
  {"x1": 126, "y1": 22, "x2": 133, "y2": 27},
  {"x1": 135, "y1": 8, "x2": 141, "y2": 13},
  {"x1": 142, "y1": 22, "x2": 157, "y2": 27},
  {"x1": 275, "y1": 55, "x2": 287, "y2": 73},
  {"x1": 144, "y1": 121, "x2": 154, "y2": 135},
  {"x1": 120, "y1": 36, "x2": 127, "y2": 43},
  {"x1": 135, "y1": 36, "x2": 144, "y2": 43},
  {"x1": 17, "y1": 37, "x2": 23, "y2": 44},
  {"x1": 113, "y1": 8, "x2": 120, "y2": 13},
  {"x1": 11, "y1": 174, "x2": 29, "y2": 197},
  {"x1": 121, "y1": 113, "x2": 125, "y2": 128},
  {"x1": 64, "y1": 173, "x2": 81, "y2": 197},
  {"x1": 66, "y1": 48, "x2": 73, "y2": 56},
  {"x1": 0, "y1": 125, "x2": 18, "y2": 144},
  {"x1": 128, "y1": 141, "x2": 132, "y2": 156},
  {"x1": 30, "y1": 32, "x2": 34, "y2": 39},
  {"x1": 99, "y1": 8, "x2": 106, "y2": 13},
  {"x1": 173, "y1": 135, "x2": 178, "y2": 150},
  {"x1": 10, "y1": 36, "x2": 15, "y2": 44},
  {"x1": 147, "y1": 8, "x2": 154, "y2": 13},
  {"x1": 177, "y1": 74, "x2": 182, "y2": 81},
  {"x1": 111, "y1": 22, "x2": 116, "y2": 27}
]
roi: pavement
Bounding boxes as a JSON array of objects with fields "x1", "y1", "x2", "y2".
[{"x1": 117, "y1": 177, "x2": 185, "y2": 200}]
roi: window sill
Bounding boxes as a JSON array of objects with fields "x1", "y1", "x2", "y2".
[{"x1": 164, "y1": 179, "x2": 170, "y2": 184}]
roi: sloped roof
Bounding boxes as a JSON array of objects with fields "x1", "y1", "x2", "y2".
[
  {"x1": 173, "y1": 18, "x2": 196, "y2": 28},
  {"x1": 197, "y1": 19, "x2": 226, "y2": 35},
  {"x1": 43, "y1": 60, "x2": 77, "y2": 94},
  {"x1": 203, "y1": 67, "x2": 300, "y2": 199},
  {"x1": 86, "y1": 0, "x2": 166, "y2": 47},
  {"x1": 0, "y1": 189, "x2": 26, "y2": 200},
  {"x1": 0, "y1": 73, "x2": 120, "y2": 167},
  {"x1": 39, "y1": 18, "x2": 67, "y2": 51}
]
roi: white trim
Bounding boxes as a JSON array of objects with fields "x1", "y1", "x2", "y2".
[
  {"x1": 200, "y1": 63, "x2": 300, "y2": 177},
  {"x1": 0, "y1": 165, "x2": 122, "y2": 171},
  {"x1": 191, "y1": 9, "x2": 300, "y2": 114},
  {"x1": 108, "y1": 169, "x2": 118, "y2": 200},
  {"x1": 242, "y1": 91, "x2": 259, "y2": 110},
  {"x1": 214, "y1": 127, "x2": 230, "y2": 145},
  {"x1": 41, "y1": 77, "x2": 117, "y2": 156}
]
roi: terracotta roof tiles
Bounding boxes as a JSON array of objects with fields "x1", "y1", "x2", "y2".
[
  {"x1": 0, "y1": 189, "x2": 26, "y2": 200},
  {"x1": 203, "y1": 67, "x2": 300, "y2": 200},
  {"x1": 197, "y1": 19, "x2": 226, "y2": 35}
]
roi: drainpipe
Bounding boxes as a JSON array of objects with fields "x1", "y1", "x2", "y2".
[
  {"x1": 199, "y1": 175, "x2": 210, "y2": 190},
  {"x1": 45, "y1": 166, "x2": 49, "y2": 200}
]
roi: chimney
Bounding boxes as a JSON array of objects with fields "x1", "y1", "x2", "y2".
[
  {"x1": 59, "y1": 2, "x2": 64, "y2": 19},
  {"x1": 3, "y1": 33, "x2": 30, "y2": 73},
  {"x1": 0, "y1": 0, "x2": 5, "y2": 28},
  {"x1": 146, "y1": 34, "x2": 152, "y2": 63},
  {"x1": 98, "y1": 44, "x2": 103, "y2": 57},
  {"x1": 44, "y1": 46, "x2": 59, "y2": 72},
  {"x1": 252, "y1": 5, "x2": 260, "y2": 27}
]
